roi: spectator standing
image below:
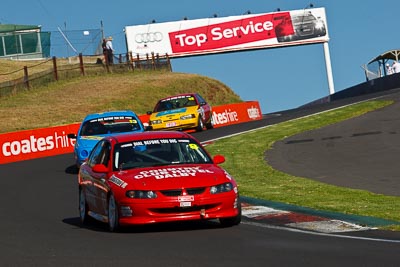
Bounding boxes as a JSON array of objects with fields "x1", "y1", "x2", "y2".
[
  {"x1": 386, "y1": 63, "x2": 394, "y2": 75},
  {"x1": 105, "y1": 36, "x2": 114, "y2": 64},
  {"x1": 392, "y1": 61, "x2": 400, "y2": 73},
  {"x1": 101, "y1": 38, "x2": 108, "y2": 63}
]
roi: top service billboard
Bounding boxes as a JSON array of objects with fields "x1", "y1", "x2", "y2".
[{"x1": 125, "y1": 7, "x2": 329, "y2": 58}]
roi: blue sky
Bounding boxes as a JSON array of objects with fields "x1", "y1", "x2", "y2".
[{"x1": 1, "y1": 0, "x2": 399, "y2": 113}]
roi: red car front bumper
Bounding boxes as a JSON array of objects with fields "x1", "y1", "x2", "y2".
[{"x1": 117, "y1": 194, "x2": 239, "y2": 225}]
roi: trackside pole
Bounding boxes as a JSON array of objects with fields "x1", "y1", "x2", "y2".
[{"x1": 323, "y1": 41, "x2": 335, "y2": 95}]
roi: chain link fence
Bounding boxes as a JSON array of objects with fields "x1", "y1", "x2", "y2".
[{"x1": 48, "y1": 28, "x2": 103, "y2": 58}]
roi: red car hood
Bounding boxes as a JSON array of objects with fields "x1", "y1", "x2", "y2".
[{"x1": 111, "y1": 164, "x2": 232, "y2": 190}]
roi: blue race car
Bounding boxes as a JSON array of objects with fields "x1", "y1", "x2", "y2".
[{"x1": 68, "y1": 110, "x2": 145, "y2": 167}]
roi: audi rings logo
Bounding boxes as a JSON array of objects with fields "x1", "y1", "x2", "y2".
[{"x1": 135, "y1": 32, "x2": 163, "y2": 43}]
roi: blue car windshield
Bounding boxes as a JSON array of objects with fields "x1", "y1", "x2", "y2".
[
  {"x1": 113, "y1": 138, "x2": 212, "y2": 170},
  {"x1": 80, "y1": 116, "x2": 141, "y2": 136}
]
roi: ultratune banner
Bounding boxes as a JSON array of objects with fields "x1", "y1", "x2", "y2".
[
  {"x1": 0, "y1": 101, "x2": 262, "y2": 164},
  {"x1": 125, "y1": 7, "x2": 329, "y2": 58}
]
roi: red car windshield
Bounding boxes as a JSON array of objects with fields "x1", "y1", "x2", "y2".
[{"x1": 113, "y1": 138, "x2": 212, "y2": 170}]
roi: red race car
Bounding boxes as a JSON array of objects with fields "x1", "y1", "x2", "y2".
[{"x1": 78, "y1": 131, "x2": 241, "y2": 231}]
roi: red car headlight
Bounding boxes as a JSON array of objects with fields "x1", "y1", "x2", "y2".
[
  {"x1": 210, "y1": 182, "x2": 233, "y2": 194},
  {"x1": 126, "y1": 190, "x2": 158, "y2": 199}
]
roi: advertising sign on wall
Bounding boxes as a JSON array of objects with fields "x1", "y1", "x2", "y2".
[
  {"x1": 0, "y1": 123, "x2": 80, "y2": 164},
  {"x1": 125, "y1": 7, "x2": 329, "y2": 58}
]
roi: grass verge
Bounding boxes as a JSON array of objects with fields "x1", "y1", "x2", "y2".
[
  {"x1": 0, "y1": 71, "x2": 242, "y2": 133},
  {"x1": 206, "y1": 100, "x2": 400, "y2": 231}
]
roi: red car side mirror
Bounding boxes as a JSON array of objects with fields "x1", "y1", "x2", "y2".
[
  {"x1": 213, "y1": 154, "x2": 225, "y2": 164},
  {"x1": 92, "y1": 164, "x2": 108, "y2": 173}
]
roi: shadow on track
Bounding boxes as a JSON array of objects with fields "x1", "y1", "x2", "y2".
[
  {"x1": 65, "y1": 164, "x2": 79, "y2": 174},
  {"x1": 62, "y1": 216, "x2": 226, "y2": 233}
]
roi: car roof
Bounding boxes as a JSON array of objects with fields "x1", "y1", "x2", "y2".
[
  {"x1": 158, "y1": 93, "x2": 197, "y2": 101},
  {"x1": 107, "y1": 131, "x2": 193, "y2": 143},
  {"x1": 82, "y1": 110, "x2": 138, "y2": 121}
]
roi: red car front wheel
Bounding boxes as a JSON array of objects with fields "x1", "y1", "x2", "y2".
[{"x1": 108, "y1": 194, "x2": 120, "y2": 232}]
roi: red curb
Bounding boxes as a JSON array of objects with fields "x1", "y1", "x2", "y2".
[{"x1": 251, "y1": 212, "x2": 328, "y2": 225}]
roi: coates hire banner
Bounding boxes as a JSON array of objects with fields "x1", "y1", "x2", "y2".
[
  {"x1": 125, "y1": 7, "x2": 329, "y2": 58},
  {"x1": 0, "y1": 101, "x2": 261, "y2": 164}
]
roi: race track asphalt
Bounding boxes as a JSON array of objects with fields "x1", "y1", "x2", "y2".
[
  {"x1": 1, "y1": 88, "x2": 400, "y2": 266},
  {"x1": 265, "y1": 89, "x2": 400, "y2": 197}
]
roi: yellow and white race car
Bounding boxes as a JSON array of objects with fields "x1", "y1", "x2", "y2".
[{"x1": 147, "y1": 93, "x2": 213, "y2": 132}]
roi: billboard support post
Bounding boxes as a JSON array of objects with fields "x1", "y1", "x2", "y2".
[{"x1": 323, "y1": 41, "x2": 335, "y2": 94}]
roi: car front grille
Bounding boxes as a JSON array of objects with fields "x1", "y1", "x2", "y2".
[
  {"x1": 160, "y1": 189, "x2": 182, "y2": 196},
  {"x1": 160, "y1": 187, "x2": 206, "y2": 197}
]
